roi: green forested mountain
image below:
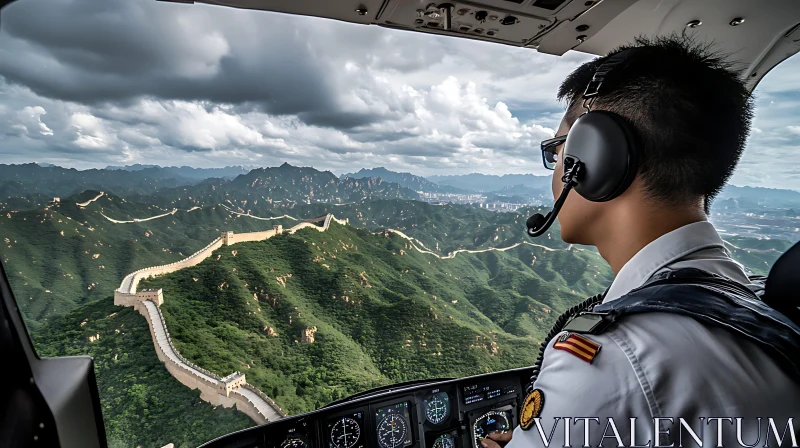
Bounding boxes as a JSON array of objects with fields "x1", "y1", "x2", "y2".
[
  {"x1": 138, "y1": 220, "x2": 612, "y2": 416},
  {"x1": 721, "y1": 236, "x2": 794, "y2": 274},
  {"x1": 104, "y1": 164, "x2": 253, "y2": 180},
  {"x1": 0, "y1": 163, "x2": 423, "y2": 214},
  {"x1": 143, "y1": 163, "x2": 420, "y2": 209},
  {"x1": 0, "y1": 163, "x2": 200, "y2": 197},
  {"x1": 3, "y1": 189, "x2": 548, "y2": 328},
  {"x1": 2, "y1": 184, "x2": 783, "y2": 334},
  {"x1": 0, "y1": 190, "x2": 298, "y2": 329}
]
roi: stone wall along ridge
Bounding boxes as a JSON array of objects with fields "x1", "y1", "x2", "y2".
[{"x1": 115, "y1": 214, "x2": 344, "y2": 423}]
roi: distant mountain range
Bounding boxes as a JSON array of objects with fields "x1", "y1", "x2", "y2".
[
  {"x1": 341, "y1": 167, "x2": 468, "y2": 194},
  {"x1": 4, "y1": 163, "x2": 800, "y2": 211},
  {"x1": 0, "y1": 163, "x2": 422, "y2": 211},
  {"x1": 141, "y1": 163, "x2": 421, "y2": 209},
  {"x1": 105, "y1": 164, "x2": 254, "y2": 180},
  {"x1": 716, "y1": 185, "x2": 800, "y2": 207},
  {"x1": 0, "y1": 163, "x2": 199, "y2": 198}
]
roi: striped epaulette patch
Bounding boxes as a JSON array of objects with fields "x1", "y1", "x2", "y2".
[{"x1": 553, "y1": 332, "x2": 601, "y2": 363}]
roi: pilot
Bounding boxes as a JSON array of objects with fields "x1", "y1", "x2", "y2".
[{"x1": 481, "y1": 36, "x2": 800, "y2": 448}]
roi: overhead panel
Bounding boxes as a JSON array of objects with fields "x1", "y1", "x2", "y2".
[
  {"x1": 168, "y1": 0, "x2": 636, "y2": 51},
  {"x1": 374, "y1": 0, "x2": 651, "y2": 52},
  {"x1": 534, "y1": 0, "x2": 638, "y2": 54},
  {"x1": 377, "y1": 0, "x2": 552, "y2": 45}
]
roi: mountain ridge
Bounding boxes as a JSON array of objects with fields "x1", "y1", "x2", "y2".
[{"x1": 342, "y1": 167, "x2": 470, "y2": 194}]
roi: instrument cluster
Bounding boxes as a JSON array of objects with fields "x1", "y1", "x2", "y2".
[{"x1": 201, "y1": 368, "x2": 528, "y2": 448}]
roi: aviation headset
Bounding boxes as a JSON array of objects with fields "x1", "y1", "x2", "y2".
[{"x1": 526, "y1": 48, "x2": 641, "y2": 237}]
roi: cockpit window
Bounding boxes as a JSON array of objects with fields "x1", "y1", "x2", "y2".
[
  {"x1": 0, "y1": 0, "x2": 798, "y2": 446},
  {"x1": 711, "y1": 52, "x2": 800, "y2": 246}
]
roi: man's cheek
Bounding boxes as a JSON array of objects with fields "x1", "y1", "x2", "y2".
[{"x1": 551, "y1": 169, "x2": 561, "y2": 199}]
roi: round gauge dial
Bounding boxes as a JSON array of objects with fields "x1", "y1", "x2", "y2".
[
  {"x1": 331, "y1": 417, "x2": 361, "y2": 448},
  {"x1": 432, "y1": 434, "x2": 455, "y2": 448},
  {"x1": 424, "y1": 392, "x2": 451, "y2": 425},
  {"x1": 377, "y1": 414, "x2": 409, "y2": 448},
  {"x1": 281, "y1": 438, "x2": 307, "y2": 448},
  {"x1": 472, "y1": 411, "x2": 510, "y2": 447}
]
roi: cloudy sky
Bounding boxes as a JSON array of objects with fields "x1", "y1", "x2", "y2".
[{"x1": 0, "y1": 0, "x2": 798, "y2": 188}]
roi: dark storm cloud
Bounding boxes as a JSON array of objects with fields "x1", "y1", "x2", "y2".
[
  {"x1": 346, "y1": 128, "x2": 419, "y2": 143},
  {"x1": 0, "y1": 0, "x2": 582, "y2": 141},
  {"x1": 0, "y1": 0, "x2": 384, "y2": 128},
  {"x1": 383, "y1": 138, "x2": 464, "y2": 157}
]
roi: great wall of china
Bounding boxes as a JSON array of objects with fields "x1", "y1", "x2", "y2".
[
  {"x1": 376, "y1": 229, "x2": 560, "y2": 260},
  {"x1": 109, "y1": 202, "x2": 586, "y2": 425},
  {"x1": 100, "y1": 208, "x2": 178, "y2": 224},
  {"x1": 114, "y1": 213, "x2": 348, "y2": 424},
  {"x1": 76, "y1": 191, "x2": 105, "y2": 207},
  {"x1": 215, "y1": 206, "x2": 588, "y2": 259}
]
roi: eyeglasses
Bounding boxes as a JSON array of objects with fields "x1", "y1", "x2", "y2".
[{"x1": 540, "y1": 135, "x2": 567, "y2": 170}]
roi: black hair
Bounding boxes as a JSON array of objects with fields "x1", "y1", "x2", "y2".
[{"x1": 557, "y1": 34, "x2": 754, "y2": 209}]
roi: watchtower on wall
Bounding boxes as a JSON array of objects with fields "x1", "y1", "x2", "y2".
[
  {"x1": 114, "y1": 288, "x2": 164, "y2": 308},
  {"x1": 221, "y1": 231, "x2": 235, "y2": 245},
  {"x1": 220, "y1": 371, "x2": 247, "y2": 396},
  {"x1": 273, "y1": 224, "x2": 283, "y2": 234},
  {"x1": 138, "y1": 289, "x2": 164, "y2": 306}
]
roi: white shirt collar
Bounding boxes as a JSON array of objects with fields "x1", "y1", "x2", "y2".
[{"x1": 602, "y1": 221, "x2": 728, "y2": 303}]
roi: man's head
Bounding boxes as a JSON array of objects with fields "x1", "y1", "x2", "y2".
[{"x1": 550, "y1": 35, "x2": 753, "y2": 244}]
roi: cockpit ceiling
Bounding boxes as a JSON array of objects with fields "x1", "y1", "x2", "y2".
[{"x1": 162, "y1": 0, "x2": 799, "y2": 89}]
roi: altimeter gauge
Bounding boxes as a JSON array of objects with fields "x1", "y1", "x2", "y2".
[
  {"x1": 281, "y1": 437, "x2": 308, "y2": 448},
  {"x1": 331, "y1": 417, "x2": 361, "y2": 448},
  {"x1": 424, "y1": 392, "x2": 451, "y2": 425},
  {"x1": 432, "y1": 433, "x2": 455, "y2": 448},
  {"x1": 377, "y1": 414, "x2": 409, "y2": 448},
  {"x1": 472, "y1": 411, "x2": 510, "y2": 448}
]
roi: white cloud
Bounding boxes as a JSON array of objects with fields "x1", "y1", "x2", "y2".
[
  {"x1": 70, "y1": 112, "x2": 115, "y2": 149},
  {"x1": 17, "y1": 105, "x2": 53, "y2": 136},
  {"x1": 0, "y1": 73, "x2": 557, "y2": 175}
]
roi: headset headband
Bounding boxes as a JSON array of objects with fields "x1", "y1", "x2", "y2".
[{"x1": 582, "y1": 49, "x2": 636, "y2": 110}]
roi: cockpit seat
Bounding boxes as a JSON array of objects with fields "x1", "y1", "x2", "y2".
[{"x1": 764, "y1": 240, "x2": 800, "y2": 326}]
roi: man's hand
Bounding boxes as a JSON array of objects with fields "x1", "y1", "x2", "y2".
[{"x1": 481, "y1": 431, "x2": 512, "y2": 448}]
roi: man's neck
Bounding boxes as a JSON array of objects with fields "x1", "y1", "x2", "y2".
[{"x1": 595, "y1": 202, "x2": 708, "y2": 275}]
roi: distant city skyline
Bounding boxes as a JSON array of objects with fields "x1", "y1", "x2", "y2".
[{"x1": 0, "y1": 0, "x2": 798, "y2": 187}]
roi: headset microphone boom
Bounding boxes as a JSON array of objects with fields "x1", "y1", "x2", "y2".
[{"x1": 526, "y1": 159, "x2": 582, "y2": 237}]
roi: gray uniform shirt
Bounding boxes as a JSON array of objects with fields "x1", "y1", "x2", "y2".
[{"x1": 507, "y1": 221, "x2": 800, "y2": 448}]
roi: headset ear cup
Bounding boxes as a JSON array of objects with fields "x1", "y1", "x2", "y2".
[
  {"x1": 564, "y1": 110, "x2": 638, "y2": 202},
  {"x1": 600, "y1": 111, "x2": 638, "y2": 201}
]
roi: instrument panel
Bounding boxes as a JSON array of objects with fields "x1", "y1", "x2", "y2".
[{"x1": 202, "y1": 368, "x2": 529, "y2": 448}]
